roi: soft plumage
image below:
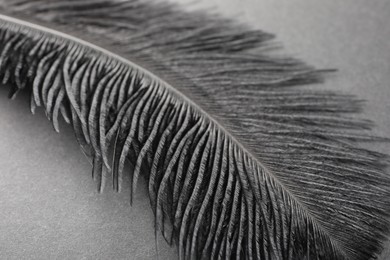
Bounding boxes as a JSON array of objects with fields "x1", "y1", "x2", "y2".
[{"x1": 0, "y1": 0, "x2": 389, "y2": 259}]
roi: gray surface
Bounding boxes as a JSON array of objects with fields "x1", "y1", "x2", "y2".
[
  {"x1": 0, "y1": 0, "x2": 389, "y2": 259},
  {"x1": 0, "y1": 90, "x2": 176, "y2": 259}
]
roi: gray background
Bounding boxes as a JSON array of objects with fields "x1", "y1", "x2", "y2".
[{"x1": 0, "y1": 0, "x2": 389, "y2": 259}]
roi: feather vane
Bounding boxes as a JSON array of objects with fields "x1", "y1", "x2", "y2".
[{"x1": 0, "y1": 1, "x2": 389, "y2": 259}]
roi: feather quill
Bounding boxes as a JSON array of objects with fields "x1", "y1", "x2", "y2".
[{"x1": 0, "y1": 0, "x2": 389, "y2": 259}]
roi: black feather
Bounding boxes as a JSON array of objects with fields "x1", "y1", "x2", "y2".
[{"x1": 0, "y1": 0, "x2": 389, "y2": 259}]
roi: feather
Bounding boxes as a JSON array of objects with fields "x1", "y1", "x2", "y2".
[{"x1": 0, "y1": 0, "x2": 389, "y2": 259}]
